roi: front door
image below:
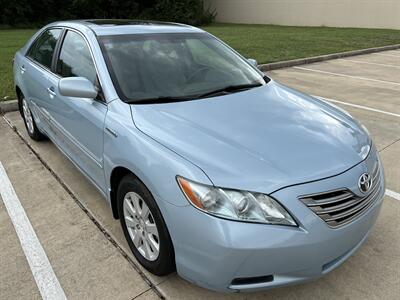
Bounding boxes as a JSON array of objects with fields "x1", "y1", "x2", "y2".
[{"x1": 46, "y1": 29, "x2": 107, "y2": 192}]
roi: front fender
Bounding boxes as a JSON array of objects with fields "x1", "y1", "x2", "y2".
[{"x1": 103, "y1": 99, "x2": 212, "y2": 207}]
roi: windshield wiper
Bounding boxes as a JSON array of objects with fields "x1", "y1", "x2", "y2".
[
  {"x1": 126, "y1": 95, "x2": 196, "y2": 104},
  {"x1": 126, "y1": 83, "x2": 264, "y2": 104},
  {"x1": 195, "y1": 83, "x2": 263, "y2": 99}
]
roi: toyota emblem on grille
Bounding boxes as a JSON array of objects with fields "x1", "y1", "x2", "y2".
[{"x1": 358, "y1": 173, "x2": 372, "y2": 194}]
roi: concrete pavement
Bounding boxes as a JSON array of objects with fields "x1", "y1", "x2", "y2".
[{"x1": 0, "y1": 119, "x2": 158, "y2": 299}]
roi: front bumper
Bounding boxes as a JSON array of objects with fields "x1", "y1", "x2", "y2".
[{"x1": 158, "y1": 150, "x2": 385, "y2": 292}]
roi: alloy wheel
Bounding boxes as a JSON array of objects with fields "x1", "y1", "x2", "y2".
[
  {"x1": 22, "y1": 98, "x2": 34, "y2": 134},
  {"x1": 123, "y1": 192, "x2": 160, "y2": 261}
]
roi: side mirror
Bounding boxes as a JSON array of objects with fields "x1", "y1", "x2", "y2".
[
  {"x1": 247, "y1": 58, "x2": 258, "y2": 67},
  {"x1": 58, "y1": 77, "x2": 98, "y2": 99}
]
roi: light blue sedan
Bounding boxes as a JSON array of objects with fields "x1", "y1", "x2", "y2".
[{"x1": 13, "y1": 20, "x2": 385, "y2": 292}]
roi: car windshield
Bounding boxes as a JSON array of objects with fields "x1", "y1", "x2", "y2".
[{"x1": 98, "y1": 32, "x2": 267, "y2": 103}]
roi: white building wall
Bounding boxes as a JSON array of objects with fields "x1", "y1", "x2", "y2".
[{"x1": 204, "y1": 0, "x2": 400, "y2": 30}]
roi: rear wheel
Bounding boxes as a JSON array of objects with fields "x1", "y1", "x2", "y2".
[
  {"x1": 21, "y1": 97, "x2": 46, "y2": 141},
  {"x1": 117, "y1": 174, "x2": 175, "y2": 276}
]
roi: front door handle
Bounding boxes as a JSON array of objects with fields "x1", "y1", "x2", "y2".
[
  {"x1": 47, "y1": 87, "x2": 56, "y2": 97},
  {"x1": 105, "y1": 127, "x2": 118, "y2": 137}
]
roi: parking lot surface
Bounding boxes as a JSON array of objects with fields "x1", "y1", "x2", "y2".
[{"x1": 1, "y1": 49, "x2": 399, "y2": 299}]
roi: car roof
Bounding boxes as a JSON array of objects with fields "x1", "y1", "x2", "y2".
[{"x1": 48, "y1": 19, "x2": 204, "y2": 36}]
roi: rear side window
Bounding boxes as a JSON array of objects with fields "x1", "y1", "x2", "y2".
[
  {"x1": 27, "y1": 29, "x2": 62, "y2": 69},
  {"x1": 56, "y1": 30, "x2": 97, "y2": 84}
]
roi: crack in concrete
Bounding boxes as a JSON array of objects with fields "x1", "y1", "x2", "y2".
[
  {"x1": 130, "y1": 287, "x2": 153, "y2": 300},
  {"x1": 379, "y1": 137, "x2": 400, "y2": 153}
]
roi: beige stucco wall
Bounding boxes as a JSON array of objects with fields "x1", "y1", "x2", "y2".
[{"x1": 204, "y1": 0, "x2": 400, "y2": 29}]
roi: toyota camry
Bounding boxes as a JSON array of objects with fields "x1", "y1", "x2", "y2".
[{"x1": 13, "y1": 20, "x2": 385, "y2": 292}]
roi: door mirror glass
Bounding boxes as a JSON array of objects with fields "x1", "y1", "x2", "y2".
[
  {"x1": 247, "y1": 58, "x2": 258, "y2": 67},
  {"x1": 59, "y1": 77, "x2": 98, "y2": 99}
]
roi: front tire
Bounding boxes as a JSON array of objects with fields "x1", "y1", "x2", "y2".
[
  {"x1": 21, "y1": 97, "x2": 46, "y2": 141},
  {"x1": 117, "y1": 174, "x2": 175, "y2": 276}
]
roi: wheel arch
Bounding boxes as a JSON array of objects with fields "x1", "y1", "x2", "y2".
[
  {"x1": 109, "y1": 166, "x2": 143, "y2": 219},
  {"x1": 15, "y1": 85, "x2": 24, "y2": 115}
]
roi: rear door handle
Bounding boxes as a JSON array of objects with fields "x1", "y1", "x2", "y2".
[
  {"x1": 47, "y1": 87, "x2": 56, "y2": 97},
  {"x1": 20, "y1": 65, "x2": 26, "y2": 73}
]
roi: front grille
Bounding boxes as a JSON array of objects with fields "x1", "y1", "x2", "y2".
[{"x1": 299, "y1": 160, "x2": 382, "y2": 228}]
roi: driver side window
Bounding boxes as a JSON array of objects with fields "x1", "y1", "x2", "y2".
[{"x1": 56, "y1": 30, "x2": 97, "y2": 84}]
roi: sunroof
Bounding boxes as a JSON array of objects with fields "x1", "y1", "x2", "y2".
[{"x1": 84, "y1": 19, "x2": 184, "y2": 27}]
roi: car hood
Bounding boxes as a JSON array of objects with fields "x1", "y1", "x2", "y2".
[{"x1": 131, "y1": 81, "x2": 370, "y2": 194}]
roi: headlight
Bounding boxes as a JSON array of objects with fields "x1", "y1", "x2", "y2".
[
  {"x1": 177, "y1": 177, "x2": 297, "y2": 226},
  {"x1": 358, "y1": 124, "x2": 372, "y2": 160}
]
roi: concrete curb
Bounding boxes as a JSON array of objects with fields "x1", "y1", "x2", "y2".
[
  {"x1": 0, "y1": 100, "x2": 18, "y2": 113},
  {"x1": 258, "y1": 44, "x2": 400, "y2": 71}
]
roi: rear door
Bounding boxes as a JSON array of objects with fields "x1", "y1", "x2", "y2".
[
  {"x1": 46, "y1": 29, "x2": 108, "y2": 192},
  {"x1": 23, "y1": 28, "x2": 63, "y2": 133}
]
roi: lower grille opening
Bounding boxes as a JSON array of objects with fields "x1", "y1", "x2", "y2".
[{"x1": 231, "y1": 275, "x2": 274, "y2": 286}]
